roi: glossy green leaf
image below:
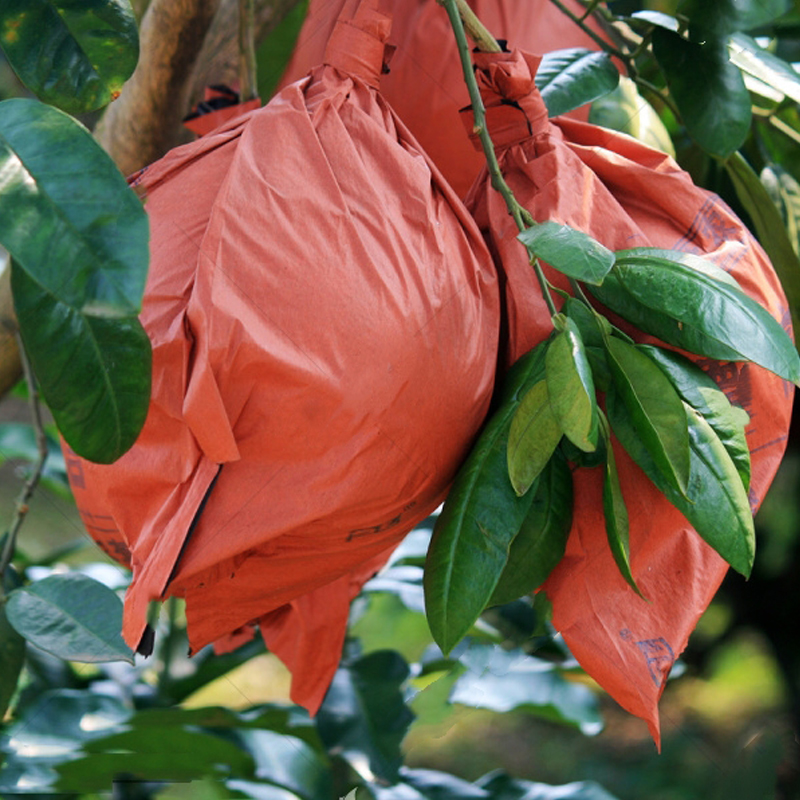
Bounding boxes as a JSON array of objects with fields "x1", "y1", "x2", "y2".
[
  {"x1": 628, "y1": 11, "x2": 679, "y2": 32},
  {"x1": 652, "y1": 28, "x2": 751, "y2": 157},
  {"x1": 546, "y1": 318, "x2": 598, "y2": 453},
  {"x1": 638, "y1": 345, "x2": 751, "y2": 490},
  {"x1": 507, "y1": 380, "x2": 563, "y2": 496},
  {"x1": 537, "y1": 49, "x2": 620, "y2": 117},
  {"x1": 317, "y1": 651, "x2": 413, "y2": 784},
  {"x1": 5, "y1": 573, "x2": 134, "y2": 664},
  {"x1": 425, "y1": 343, "x2": 549, "y2": 654},
  {"x1": 0, "y1": 98, "x2": 151, "y2": 463},
  {"x1": 477, "y1": 772, "x2": 621, "y2": 800},
  {"x1": 58, "y1": 727, "x2": 255, "y2": 791},
  {"x1": 1, "y1": 569, "x2": 25, "y2": 720},
  {"x1": 729, "y1": 33, "x2": 800, "y2": 105},
  {"x1": 0, "y1": 0, "x2": 139, "y2": 114},
  {"x1": 678, "y1": 0, "x2": 791, "y2": 37},
  {"x1": 589, "y1": 248, "x2": 800, "y2": 384},
  {"x1": 761, "y1": 164, "x2": 800, "y2": 258},
  {"x1": 450, "y1": 644, "x2": 602, "y2": 735},
  {"x1": 489, "y1": 453, "x2": 573, "y2": 607},
  {"x1": 605, "y1": 336, "x2": 691, "y2": 497},
  {"x1": 607, "y1": 391, "x2": 755, "y2": 576},
  {"x1": 517, "y1": 223, "x2": 614, "y2": 285},
  {"x1": 588, "y1": 76, "x2": 676, "y2": 157},
  {"x1": 598, "y1": 413, "x2": 640, "y2": 596},
  {"x1": 377, "y1": 770, "x2": 488, "y2": 800},
  {"x1": 725, "y1": 152, "x2": 800, "y2": 338},
  {"x1": 563, "y1": 297, "x2": 608, "y2": 348}
]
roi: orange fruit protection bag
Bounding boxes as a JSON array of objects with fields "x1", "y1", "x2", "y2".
[
  {"x1": 64, "y1": 0, "x2": 499, "y2": 714},
  {"x1": 279, "y1": 0, "x2": 605, "y2": 198},
  {"x1": 462, "y1": 48, "x2": 794, "y2": 744}
]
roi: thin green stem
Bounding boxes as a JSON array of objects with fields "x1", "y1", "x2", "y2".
[
  {"x1": 158, "y1": 596, "x2": 180, "y2": 692},
  {"x1": 579, "y1": 0, "x2": 602, "y2": 23},
  {"x1": 439, "y1": 0, "x2": 558, "y2": 316},
  {"x1": 0, "y1": 338, "x2": 48, "y2": 598}
]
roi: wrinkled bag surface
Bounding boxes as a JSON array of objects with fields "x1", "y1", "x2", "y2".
[
  {"x1": 280, "y1": 0, "x2": 604, "y2": 198},
  {"x1": 64, "y1": 0, "x2": 500, "y2": 714},
  {"x1": 462, "y1": 48, "x2": 794, "y2": 744}
]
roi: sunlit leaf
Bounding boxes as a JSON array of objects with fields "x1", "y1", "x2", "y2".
[
  {"x1": 537, "y1": 49, "x2": 620, "y2": 117},
  {"x1": 5, "y1": 573, "x2": 134, "y2": 664},
  {"x1": 546, "y1": 317, "x2": 598, "y2": 452},
  {"x1": 517, "y1": 223, "x2": 614, "y2": 285},
  {"x1": 489, "y1": 453, "x2": 573, "y2": 607},
  {"x1": 729, "y1": 32, "x2": 800, "y2": 105},
  {"x1": 424, "y1": 343, "x2": 550, "y2": 654},
  {"x1": 450, "y1": 644, "x2": 603, "y2": 734},
  {"x1": 0, "y1": 98, "x2": 151, "y2": 463},
  {"x1": 725, "y1": 152, "x2": 800, "y2": 338},
  {"x1": 588, "y1": 76, "x2": 675, "y2": 156},
  {"x1": 507, "y1": 380, "x2": 563, "y2": 496},
  {"x1": 0, "y1": 0, "x2": 139, "y2": 113},
  {"x1": 761, "y1": 164, "x2": 800, "y2": 258}
]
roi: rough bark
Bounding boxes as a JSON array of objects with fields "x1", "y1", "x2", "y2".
[{"x1": 94, "y1": 0, "x2": 223, "y2": 177}]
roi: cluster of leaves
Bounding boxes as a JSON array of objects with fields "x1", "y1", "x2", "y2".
[
  {"x1": 0, "y1": 527, "x2": 617, "y2": 799},
  {"x1": 0, "y1": 0, "x2": 151, "y2": 464},
  {"x1": 424, "y1": 229, "x2": 800, "y2": 653}
]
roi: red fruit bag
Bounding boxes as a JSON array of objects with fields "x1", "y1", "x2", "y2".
[
  {"x1": 64, "y1": 0, "x2": 500, "y2": 714},
  {"x1": 279, "y1": 0, "x2": 606, "y2": 197},
  {"x1": 462, "y1": 48, "x2": 793, "y2": 744}
]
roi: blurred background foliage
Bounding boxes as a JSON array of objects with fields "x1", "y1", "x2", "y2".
[{"x1": 2, "y1": 0, "x2": 800, "y2": 798}]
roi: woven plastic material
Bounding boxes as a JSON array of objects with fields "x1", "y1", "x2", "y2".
[
  {"x1": 65, "y1": 0, "x2": 500, "y2": 714},
  {"x1": 462, "y1": 48, "x2": 794, "y2": 745}
]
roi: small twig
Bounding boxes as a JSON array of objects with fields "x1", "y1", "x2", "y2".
[
  {"x1": 547, "y1": 0, "x2": 627, "y2": 61},
  {"x1": 158, "y1": 596, "x2": 180, "y2": 692},
  {"x1": 238, "y1": 0, "x2": 258, "y2": 101},
  {"x1": 439, "y1": 0, "x2": 558, "y2": 316},
  {"x1": 0, "y1": 338, "x2": 49, "y2": 598},
  {"x1": 451, "y1": 0, "x2": 501, "y2": 53},
  {"x1": 579, "y1": 0, "x2": 602, "y2": 23}
]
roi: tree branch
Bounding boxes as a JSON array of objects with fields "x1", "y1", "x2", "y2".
[{"x1": 94, "y1": 0, "x2": 223, "y2": 176}]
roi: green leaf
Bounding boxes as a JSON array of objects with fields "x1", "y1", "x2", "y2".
[
  {"x1": 537, "y1": 49, "x2": 620, "y2": 117},
  {"x1": 588, "y1": 76, "x2": 676, "y2": 157},
  {"x1": 678, "y1": 0, "x2": 791, "y2": 37},
  {"x1": 589, "y1": 248, "x2": 800, "y2": 384},
  {"x1": 517, "y1": 223, "x2": 615, "y2": 285},
  {"x1": 607, "y1": 390, "x2": 755, "y2": 576},
  {"x1": 728, "y1": 33, "x2": 800, "y2": 105},
  {"x1": 605, "y1": 336, "x2": 691, "y2": 497},
  {"x1": 761, "y1": 164, "x2": 800, "y2": 258},
  {"x1": 598, "y1": 413, "x2": 640, "y2": 596},
  {"x1": 628, "y1": 11, "x2": 679, "y2": 32},
  {"x1": 450, "y1": 644, "x2": 603, "y2": 735},
  {"x1": 58, "y1": 726, "x2": 255, "y2": 791},
  {"x1": 546, "y1": 318, "x2": 598, "y2": 453},
  {"x1": 5, "y1": 573, "x2": 134, "y2": 664},
  {"x1": 725, "y1": 152, "x2": 800, "y2": 338},
  {"x1": 424, "y1": 342, "x2": 550, "y2": 655},
  {"x1": 507, "y1": 380, "x2": 563, "y2": 496},
  {"x1": 234, "y1": 731, "x2": 330, "y2": 800},
  {"x1": 0, "y1": 422, "x2": 71, "y2": 496},
  {"x1": 563, "y1": 297, "x2": 608, "y2": 348},
  {"x1": 637, "y1": 345, "x2": 751, "y2": 490},
  {"x1": 0, "y1": 98, "x2": 151, "y2": 463},
  {"x1": 488, "y1": 453, "x2": 573, "y2": 607},
  {"x1": 652, "y1": 28, "x2": 751, "y2": 157},
  {"x1": 316, "y1": 651, "x2": 413, "y2": 784},
  {"x1": 477, "y1": 772, "x2": 621, "y2": 800},
  {"x1": 1, "y1": 569, "x2": 25, "y2": 720},
  {"x1": 0, "y1": 0, "x2": 139, "y2": 114}
]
